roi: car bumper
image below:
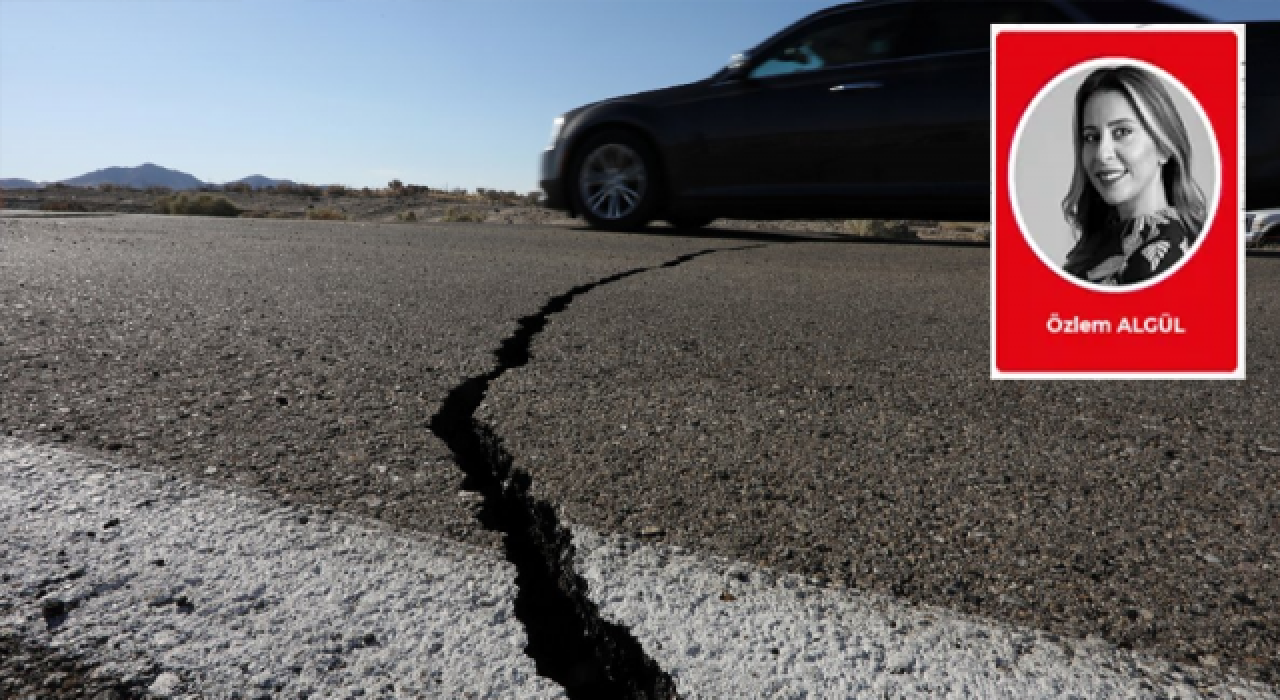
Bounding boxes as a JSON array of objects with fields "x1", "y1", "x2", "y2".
[{"x1": 540, "y1": 148, "x2": 570, "y2": 212}]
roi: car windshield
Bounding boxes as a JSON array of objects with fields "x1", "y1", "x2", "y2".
[{"x1": 748, "y1": 6, "x2": 908, "y2": 79}]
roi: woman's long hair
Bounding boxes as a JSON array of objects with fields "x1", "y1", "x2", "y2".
[{"x1": 1062, "y1": 65, "x2": 1206, "y2": 277}]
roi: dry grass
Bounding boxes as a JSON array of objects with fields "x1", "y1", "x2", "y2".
[
  {"x1": 40, "y1": 200, "x2": 90, "y2": 213},
  {"x1": 937, "y1": 221, "x2": 986, "y2": 233},
  {"x1": 306, "y1": 207, "x2": 346, "y2": 221},
  {"x1": 441, "y1": 206, "x2": 486, "y2": 223},
  {"x1": 239, "y1": 210, "x2": 297, "y2": 219},
  {"x1": 844, "y1": 219, "x2": 916, "y2": 239},
  {"x1": 433, "y1": 191, "x2": 476, "y2": 204},
  {"x1": 154, "y1": 194, "x2": 240, "y2": 217}
]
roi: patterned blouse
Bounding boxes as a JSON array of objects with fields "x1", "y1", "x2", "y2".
[{"x1": 1071, "y1": 207, "x2": 1192, "y2": 286}]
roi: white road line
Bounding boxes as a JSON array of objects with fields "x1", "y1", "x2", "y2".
[
  {"x1": 0, "y1": 440, "x2": 562, "y2": 698},
  {"x1": 3, "y1": 439, "x2": 1275, "y2": 698},
  {"x1": 573, "y1": 528, "x2": 1277, "y2": 700}
]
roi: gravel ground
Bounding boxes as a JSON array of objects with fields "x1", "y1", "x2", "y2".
[
  {"x1": 3, "y1": 213, "x2": 1277, "y2": 690},
  {"x1": 484, "y1": 241, "x2": 1280, "y2": 685},
  {"x1": 0, "y1": 188, "x2": 990, "y2": 242},
  {"x1": 1, "y1": 188, "x2": 556, "y2": 225}
]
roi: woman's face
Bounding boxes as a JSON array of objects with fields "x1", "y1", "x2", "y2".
[{"x1": 1079, "y1": 89, "x2": 1167, "y2": 216}]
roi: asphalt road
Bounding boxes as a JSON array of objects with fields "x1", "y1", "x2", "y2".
[{"x1": 2, "y1": 213, "x2": 1278, "y2": 695}]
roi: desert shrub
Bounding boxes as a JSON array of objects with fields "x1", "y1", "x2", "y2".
[
  {"x1": 937, "y1": 221, "x2": 989, "y2": 234},
  {"x1": 145, "y1": 186, "x2": 172, "y2": 195},
  {"x1": 844, "y1": 219, "x2": 916, "y2": 239},
  {"x1": 325, "y1": 184, "x2": 347, "y2": 198},
  {"x1": 41, "y1": 200, "x2": 89, "y2": 212},
  {"x1": 397, "y1": 210, "x2": 418, "y2": 222},
  {"x1": 194, "y1": 195, "x2": 238, "y2": 216},
  {"x1": 154, "y1": 194, "x2": 240, "y2": 217},
  {"x1": 442, "y1": 206, "x2": 486, "y2": 223},
  {"x1": 224, "y1": 182, "x2": 252, "y2": 194},
  {"x1": 388, "y1": 179, "x2": 404, "y2": 194},
  {"x1": 476, "y1": 189, "x2": 522, "y2": 204},
  {"x1": 294, "y1": 183, "x2": 322, "y2": 197},
  {"x1": 306, "y1": 207, "x2": 346, "y2": 221}
]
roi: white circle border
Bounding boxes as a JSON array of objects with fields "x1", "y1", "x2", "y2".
[{"x1": 1008, "y1": 56, "x2": 1222, "y2": 294}]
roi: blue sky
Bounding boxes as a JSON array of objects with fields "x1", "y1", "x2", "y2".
[{"x1": 0, "y1": 0, "x2": 1273, "y2": 193}]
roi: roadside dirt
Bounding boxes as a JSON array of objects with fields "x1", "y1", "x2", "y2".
[{"x1": 0, "y1": 187, "x2": 991, "y2": 242}]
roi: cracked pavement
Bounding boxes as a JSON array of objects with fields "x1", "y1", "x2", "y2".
[{"x1": 2, "y1": 213, "x2": 1278, "y2": 696}]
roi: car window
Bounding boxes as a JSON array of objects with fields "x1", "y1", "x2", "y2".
[
  {"x1": 906, "y1": 1, "x2": 1070, "y2": 55},
  {"x1": 749, "y1": 6, "x2": 910, "y2": 79}
]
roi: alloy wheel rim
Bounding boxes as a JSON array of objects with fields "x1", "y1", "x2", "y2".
[{"x1": 579, "y1": 143, "x2": 647, "y2": 220}]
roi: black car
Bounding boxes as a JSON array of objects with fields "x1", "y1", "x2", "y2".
[{"x1": 539, "y1": 0, "x2": 1276, "y2": 231}]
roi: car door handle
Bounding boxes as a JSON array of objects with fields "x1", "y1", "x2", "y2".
[{"x1": 829, "y1": 82, "x2": 882, "y2": 92}]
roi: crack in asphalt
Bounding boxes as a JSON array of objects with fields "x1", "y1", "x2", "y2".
[{"x1": 429, "y1": 245, "x2": 764, "y2": 699}]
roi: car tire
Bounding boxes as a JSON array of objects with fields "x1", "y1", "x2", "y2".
[
  {"x1": 571, "y1": 129, "x2": 662, "y2": 231},
  {"x1": 666, "y1": 216, "x2": 715, "y2": 230}
]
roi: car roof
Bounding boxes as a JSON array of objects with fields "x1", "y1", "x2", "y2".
[
  {"x1": 793, "y1": 0, "x2": 1206, "y2": 26},
  {"x1": 724, "y1": 0, "x2": 1208, "y2": 78}
]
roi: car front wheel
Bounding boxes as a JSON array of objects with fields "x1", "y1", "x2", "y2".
[{"x1": 572, "y1": 129, "x2": 661, "y2": 231}]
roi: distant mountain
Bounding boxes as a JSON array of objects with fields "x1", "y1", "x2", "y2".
[
  {"x1": 0, "y1": 178, "x2": 41, "y2": 189},
  {"x1": 4, "y1": 167, "x2": 302, "y2": 191},
  {"x1": 228, "y1": 175, "x2": 293, "y2": 190},
  {"x1": 62, "y1": 163, "x2": 205, "y2": 190}
]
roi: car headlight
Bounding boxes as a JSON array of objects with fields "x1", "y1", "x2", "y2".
[{"x1": 547, "y1": 116, "x2": 565, "y2": 149}]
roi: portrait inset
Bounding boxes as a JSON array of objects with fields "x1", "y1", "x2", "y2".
[{"x1": 1010, "y1": 58, "x2": 1219, "y2": 292}]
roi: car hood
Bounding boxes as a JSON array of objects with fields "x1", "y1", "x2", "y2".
[{"x1": 595, "y1": 79, "x2": 713, "y2": 109}]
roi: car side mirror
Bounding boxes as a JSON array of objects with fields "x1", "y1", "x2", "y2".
[{"x1": 721, "y1": 51, "x2": 751, "y2": 81}]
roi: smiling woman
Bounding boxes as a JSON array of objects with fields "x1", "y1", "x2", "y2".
[
  {"x1": 1060, "y1": 64, "x2": 1208, "y2": 287},
  {"x1": 1011, "y1": 57, "x2": 1217, "y2": 290}
]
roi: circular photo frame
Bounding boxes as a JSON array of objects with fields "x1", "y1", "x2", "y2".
[{"x1": 1009, "y1": 57, "x2": 1220, "y2": 293}]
